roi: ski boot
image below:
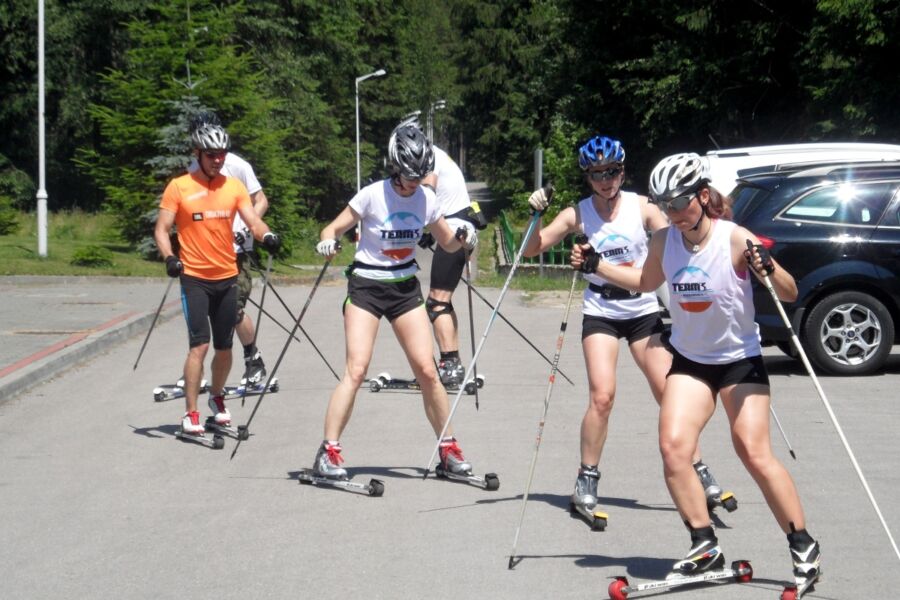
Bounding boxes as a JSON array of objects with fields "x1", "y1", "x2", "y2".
[
  {"x1": 175, "y1": 410, "x2": 224, "y2": 449},
  {"x1": 297, "y1": 442, "x2": 384, "y2": 496},
  {"x1": 568, "y1": 464, "x2": 608, "y2": 531},
  {"x1": 694, "y1": 460, "x2": 737, "y2": 513},
  {"x1": 434, "y1": 437, "x2": 499, "y2": 490},
  {"x1": 781, "y1": 529, "x2": 821, "y2": 599},
  {"x1": 204, "y1": 393, "x2": 248, "y2": 440},
  {"x1": 671, "y1": 526, "x2": 725, "y2": 576},
  {"x1": 153, "y1": 377, "x2": 208, "y2": 402},
  {"x1": 241, "y1": 352, "x2": 267, "y2": 386},
  {"x1": 437, "y1": 356, "x2": 465, "y2": 387}
]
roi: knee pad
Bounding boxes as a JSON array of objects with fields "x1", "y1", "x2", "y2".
[{"x1": 425, "y1": 297, "x2": 453, "y2": 323}]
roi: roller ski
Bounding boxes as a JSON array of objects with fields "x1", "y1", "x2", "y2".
[
  {"x1": 222, "y1": 377, "x2": 279, "y2": 399},
  {"x1": 781, "y1": 530, "x2": 821, "y2": 600},
  {"x1": 297, "y1": 442, "x2": 384, "y2": 497},
  {"x1": 152, "y1": 377, "x2": 209, "y2": 402},
  {"x1": 694, "y1": 460, "x2": 738, "y2": 513},
  {"x1": 174, "y1": 411, "x2": 224, "y2": 450},
  {"x1": 368, "y1": 372, "x2": 484, "y2": 396},
  {"x1": 433, "y1": 437, "x2": 499, "y2": 491},
  {"x1": 568, "y1": 465, "x2": 609, "y2": 531},
  {"x1": 203, "y1": 393, "x2": 249, "y2": 441},
  {"x1": 608, "y1": 559, "x2": 753, "y2": 599}
]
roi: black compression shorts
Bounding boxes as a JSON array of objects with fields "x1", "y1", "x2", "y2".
[
  {"x1": 429, "y1": 245, "x2": 466, "y2": 292},
  {"x1": 581, "y1": 312, "x2": 666, "y2": 343},
  {"x1": 667, "y1": 348, "x2": 770, "y2": 392},
  {"x1": 343, "y1": 275, "x2": 425, "y2": 322},
  {"x1": 179, "y1": 274, "x2": 238, "y2": 349}
]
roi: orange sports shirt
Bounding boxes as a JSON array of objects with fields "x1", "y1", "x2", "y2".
[{"x1": 160, "y1": 172, "x2": 252, "y2": 280}]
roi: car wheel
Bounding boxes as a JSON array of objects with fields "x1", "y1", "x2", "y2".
[{"x1": 802, "y1": 291, "x2": 894, "y2": 375}]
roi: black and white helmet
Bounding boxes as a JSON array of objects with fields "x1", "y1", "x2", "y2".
[
  {"x1": 648, "y1": 153, "x2": 709, "y2": 202},
  {"x1": 388, "y1": 124, "x2": 434, "y2": 179},
  {"x1": 191, "y1": 124, "x2": 230, "y2": 151}
]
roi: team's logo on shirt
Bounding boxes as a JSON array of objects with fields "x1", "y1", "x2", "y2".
[
  {"x1": 595, "y1": 234, "x2": 634, "y2": 266},
  {"x1": 671, "y1": 266, "x2": 714, "y2": 312},
  {"x1": 380, "y1": 211, "x2": 424, "y2": 261}
]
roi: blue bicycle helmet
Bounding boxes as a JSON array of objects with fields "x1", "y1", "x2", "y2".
[{"x1": 578, "y1": 136, "x2": 626, "y2": 170}]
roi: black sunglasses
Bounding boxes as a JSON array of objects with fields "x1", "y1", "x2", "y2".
[
  {"x1": 656, "y1": 193, "x2": 696, "y2": 212},
  {"x1": 587, "y1": 166, "x2": 623, "y2": 181}
]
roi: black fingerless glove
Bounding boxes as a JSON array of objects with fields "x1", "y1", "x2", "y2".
[
  {"x1": 580, "y1": 252, "x2": 601, "y2": 275},
  {"x1": 417, "y1": 231, "x2": 435, "y2": 249},
  {"x1": 746, "y1": 242, "x2": 775, "y2": 275},
  {"x1": 262, "y1": 232, "x2": 281, "y2": 253},
  {"x1": 165, "y1": 255, "x2": 183, "y2": 278}
]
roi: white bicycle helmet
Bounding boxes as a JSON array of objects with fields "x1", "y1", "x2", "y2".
[
  {"x1": 191, "y1": 124, "x2": 230, "y2": 151},
  {"x1": 648, "y1": 153, "x2": 709, "y2": 201},
  {"x1": 388, "y1": 124, "x2": 434, "y2": 179}
]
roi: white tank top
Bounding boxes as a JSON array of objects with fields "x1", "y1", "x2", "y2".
[
  {"x1": 662, "y1": 219, "x2": 761, "y2": 364},
  {"x1": 579, "y1": 192, "x2": 660, "y2": 320}
]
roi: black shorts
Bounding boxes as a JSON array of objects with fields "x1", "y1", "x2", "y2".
[
  {"x1": 430, "y1": 245, "x2": 466, "y2": 292},
  {"x1": 344, "y1": 275, "x2": 425, "y2": 322},
  {"x1": 581, "y1": 313, "x2": 666, "y2": 343},
  {"x1": 668, "y1": 348, "x2": 770, "y2": 393},
  {"x1": 180, "y1": 274, "x2": 238, "y2": 349}
]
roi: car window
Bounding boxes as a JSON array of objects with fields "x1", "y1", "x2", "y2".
[
  {"x1": 730, "y1": 185, "x2": 771, "y2": 222},
  {"x1": 780, "y1": 182, "x2": 894, "y2": 226}
]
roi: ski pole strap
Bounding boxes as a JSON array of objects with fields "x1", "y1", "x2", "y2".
[{"x1": 588, "y1": 282, "x2": 639, "y2": 301}]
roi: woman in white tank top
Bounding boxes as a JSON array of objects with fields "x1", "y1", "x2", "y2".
[
  {"x1": 576, "y1": 153, "x2": 821, "y2": 587},
  {"x1": 522, "y1": 136, "x2": 729, "y2": 522}
]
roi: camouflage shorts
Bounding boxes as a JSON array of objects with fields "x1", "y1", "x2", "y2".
[{"x1": 236, "y1": 252, "x2": 253, "y2": 312}]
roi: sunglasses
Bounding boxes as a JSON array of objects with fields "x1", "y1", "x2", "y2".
[
  {"x1": 202, "y1": 150, "x2": 227, "y2": 160},
  {"x1": 657, "y1": 193, "x2": 696, "y2": 213},
  {"x1": 587, "y1": 167, "x2": 623, "y2": 181}
]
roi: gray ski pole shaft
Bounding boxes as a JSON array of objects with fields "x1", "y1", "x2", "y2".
[
  {"x1": 508, "y1": 269, "x2": 579, "y2": 569},
  {"x1": 423, "y1": 212, "x2": 543, "y2": 478},
  {"x1": 133, "y1": 277, "x2": 175, "y2": 371},
  {"x1": 747, "y1": 240, "x2": 900, "y2": 562},
  {"x1": 231, "y1": 255, "x2": 334, "y2": 460},
  {"x1": 247, "y1": 289, "x2": 340, "y2": 381},
  {"x1": 463, "y1": 248, "x2": 480, "y2": 410},
  {"x1": 241, "y1": 253, "x2": 272, "y2": 407}
]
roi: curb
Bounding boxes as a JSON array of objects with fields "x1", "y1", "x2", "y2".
[{"x1": 0, "y1": 302, "x2": 180, "y2": 404}]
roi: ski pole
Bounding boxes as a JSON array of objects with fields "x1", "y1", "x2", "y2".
[
  {"x1": 241, "y1": 253, "x2": 273, "y2": 407},
  {"x1": 246, "y1": 292, "x2": 340, "y2": 381},
  {"x1": 508, "y1": 268, "x2": 580, "y2": 569},
  {"x1": 423, "y1": 210, "x2": 544, "y2": 478},
  {"x1": 133, "y1": 277, "x2": 175, "y2": 371},
  {"x1": 463, "y1": 246, "x2": 480, "y2": 410},
  {"x1": 747, "y1": 240, "x2": 900, "y2": 563},
  {"x1": 426, "y1": 246, "x2": 575, "y2": 385},
  {"x1": 230, "y1": 253, "x2": 335, "y2": 460}
]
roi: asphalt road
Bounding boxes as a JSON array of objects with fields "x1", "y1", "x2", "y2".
[{"x1": 1, "y1": 262, "x2": 899, "y2": 599}]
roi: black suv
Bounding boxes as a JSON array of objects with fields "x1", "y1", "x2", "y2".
[{"x1": 731, "y1": 162, "x2": 900, "y2": 375}]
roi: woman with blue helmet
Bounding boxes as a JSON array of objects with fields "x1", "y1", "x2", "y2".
[{"x1": 523, "y1": 135, "x2": 730, "y2": 528}]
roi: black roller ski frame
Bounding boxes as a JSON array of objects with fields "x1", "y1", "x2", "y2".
[
  {"x1": 707, "y1": 490, "x2": 738, "y2": 513},
  {"x1": 781, "y1": 571, "x2": 821, "y2": 600},
  {"x1": 222, "y1": 377, "x2": 279, "y2": 399},
  {"x1": 367, "y1": 372, "x2": 484, "y2": 396},
  {"x1": 175, "y1": 428, "x2": 225, "y2": 450},
  {"x1": 204, "y1": 417, "x2": 250, "y2": 441},
  {"x1": 152, "y1": 380, "x2": 209, "y2": 402},
  {"x1": 296, "y1": 469, "x2": 385, "y2": 497},
  {"x1": 569, "y1": 501, "x2": 609, "y2": 531},
  {"x1": 608, "y1": 559, "x2": 753, "y2": 599},
  {"x1": 434, "y1": 464, "x2": 500, "y2": 491}
]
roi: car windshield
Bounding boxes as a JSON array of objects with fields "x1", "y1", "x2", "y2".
[{"x1": 730, "y1": 184, "x2": 771, "y2": 222}]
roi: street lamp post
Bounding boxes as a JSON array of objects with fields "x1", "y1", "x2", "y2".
[
  {"x1": 427, "y1": 99, "x2": 447, "y2": 142},
  {"x1": 355, "y1": 68, "x2": 386, "y2": 192}
]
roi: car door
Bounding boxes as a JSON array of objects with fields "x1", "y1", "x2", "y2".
[{"x1": 867, "y1": 183, "x2": 900, "y2": 313}]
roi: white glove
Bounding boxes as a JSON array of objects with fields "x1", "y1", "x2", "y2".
[
  {"x1": 528, "y1": 188, "x2": 551, "y2": 213},
  {"x1": 316, "y1": 239, "x2": 338, "y2": 256},
  {"x1": 456, "y1": 226, "x2": 478, "y2": 252}
]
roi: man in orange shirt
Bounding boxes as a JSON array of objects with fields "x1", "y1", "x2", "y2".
[{"x1": 154, "y1": 124, "x2": 280, "y2": 437}]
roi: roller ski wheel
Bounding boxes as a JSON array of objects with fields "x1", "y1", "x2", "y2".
[
  {"x1": 175, "y1": 429, "x2": 225, "y2": 450},
  {"x1": 222, "y1": 377, "x2": 279, "y2": 399},
  {"x1": 706, "y1": 491, "x2": 738, "y2": 513},
  {"x1": 475, "y1": 374, "x2": 485, "y2": 388},
  {"x1": 569, "y1": 501, "x2": 609, "y2": 531},
  {"x1": 608, "y1": 559, "x2": 752, "y2": 599},
  {"x1": 433, "y1": 465, "x2": 499, "y2": 491},
  {"x1": 781, "y1": 572, "x2": 820, "y2": 600},
  {"x1": 296, "y1": 469, "x2": 384, "y2": 496},
  {"x1": 204, "y1": 417, "x2": 250, "y2": 441}
]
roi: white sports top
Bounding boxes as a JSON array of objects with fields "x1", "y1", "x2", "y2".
[
  {"x1": 662, "y1": 219, "x2": 761, "y2": 364},
  {"x1": 349, "y1": 179, "x2": 441, "y2": 281},
  {"x1": 189, "y1": 152, "x2": 262, "y2": 254},
  {"x1": 579, "y1": 192, "x2": 660, "y2": 320},
  {"x1": 433, "y1": 146, "x2": 472, "y2": 234}
]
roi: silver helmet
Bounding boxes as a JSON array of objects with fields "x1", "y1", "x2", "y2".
[
  {"x1": 388, "y1": 124, "x2": 434, "y2": 179},
  {"x1": 648, "y1": 153, "x2": 709, "y2": 202},
  {"x1": 191, "y1": 124, "x2": 230, "y2": 151}
]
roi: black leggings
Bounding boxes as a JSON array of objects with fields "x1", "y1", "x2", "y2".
[{"x1": 180, "y1": 274, "x2": 238, "y2": 349}]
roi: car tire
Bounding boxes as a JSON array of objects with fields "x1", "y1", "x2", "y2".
[
  {"x1": 775, "y1": 341, "x2": 799, "y2": 359},
  {"x1": 802, "y1": 291, "x2": 894, "y2": 375}
]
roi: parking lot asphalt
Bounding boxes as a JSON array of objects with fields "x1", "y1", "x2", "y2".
[{"x1": 1, "y1": 259, "x2": 899, "y2": 599}]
